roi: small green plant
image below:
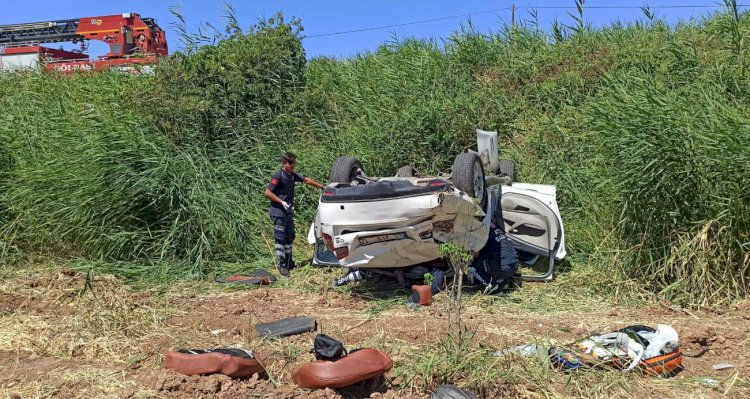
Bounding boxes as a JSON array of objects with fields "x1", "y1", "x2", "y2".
[
  {"x1": 438, "y1": 242, "x2": 473, "y2": 266},
  {"x1": 438, "y1": 242, "x2": 473, "y2": 344},
  {"x1": 423, "y1": 272, "x2": 435, "y2": 287}
]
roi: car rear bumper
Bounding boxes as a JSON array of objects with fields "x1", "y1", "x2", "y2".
[
  {"x1": 312, "y1": 187, "x2": 489, "y2": 269},
  {"x1": 335, "y1": 220, "x2": 441, "y2": 269}
]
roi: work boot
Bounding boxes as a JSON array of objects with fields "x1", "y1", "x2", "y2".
[
  {"x1": 277, "y1": 264, "x2": 290, "y2": 277},
  {"x1": 277, "y1": 254, "x2": 290, "y2": 277},
  {"x1": 284, "y1": 244, "x2": 295, "y2": 270},
  {"x1": 284, "y1": 252, "x2": 296, "y2": 273}
]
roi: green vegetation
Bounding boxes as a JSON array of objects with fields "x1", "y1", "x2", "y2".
[{"x1": 1, "y1": 6, "x2": 749, "y2": 306}]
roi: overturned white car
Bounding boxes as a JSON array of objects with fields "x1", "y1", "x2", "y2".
[{"x1": 308, "y1": 130, "x2": 566, "y2": 281}]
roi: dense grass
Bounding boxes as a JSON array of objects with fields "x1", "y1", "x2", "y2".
[
  {"x1": 590, "y1": 73, "x2": 750, "y2": 306},
  {"x1": 1, "y1": 8, "x2": 748, "y2": 305}
]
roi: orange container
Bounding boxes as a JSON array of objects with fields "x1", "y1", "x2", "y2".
[
  {"x1": 411, "y1": 285, "x2": 432, "y2": 306},
  {"x1": 641, "y1": 349, "x2": 683, "y2": 376}
]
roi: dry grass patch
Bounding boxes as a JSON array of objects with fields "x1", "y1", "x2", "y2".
[{"x1": 0, "y1": 268, "x2": 172, "y2": 365}]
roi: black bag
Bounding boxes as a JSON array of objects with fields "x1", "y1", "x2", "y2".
[{"x1": 313, "y1": 334, "x2": 347, "y2": 361}]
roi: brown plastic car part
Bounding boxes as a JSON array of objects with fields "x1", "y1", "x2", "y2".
[
  {"x1": 292, "y1": 348, "x2": 393, "y2": 389},
  {"x1": 411, "y1": 285, "x2": 432, "y2": 305},
  {"x1": 165, "y1": 350, "x2": 265, "y2": 378}
]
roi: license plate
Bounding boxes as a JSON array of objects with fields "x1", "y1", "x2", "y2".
[{"x1": 359, "y1": 232, "x2": 408, "y2": 246}]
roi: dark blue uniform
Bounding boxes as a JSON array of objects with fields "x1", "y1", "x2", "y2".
[{"x1": 268, "y1": 169, "x2": 304, "y2": 270}]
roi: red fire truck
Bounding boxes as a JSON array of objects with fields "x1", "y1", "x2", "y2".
[{"x1": 0, "y1": 13, "x2": 168, "y2": 73}]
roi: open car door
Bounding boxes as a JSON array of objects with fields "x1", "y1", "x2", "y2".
[{"x1": 494, "y1": 184, "x2": 566, "y2": 281}]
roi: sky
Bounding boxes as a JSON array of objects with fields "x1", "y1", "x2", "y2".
[{"x1": 0, "y1": 1, "x2": 738, "y2": 59}]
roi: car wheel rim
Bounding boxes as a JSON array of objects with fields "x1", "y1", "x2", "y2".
[
  {"x1": 473, "y1": 161, "x2": 484, "y2": 200},
  {"x1": 350, "y1": 167, "x2": 360, "y2": 181}
]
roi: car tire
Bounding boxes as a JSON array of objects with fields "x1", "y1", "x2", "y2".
[
  {"x1": 498, "y1": 159, "x2": 515, "y2": 181},
  {"x1": 452, "y1": 152, "x2": 486, "y2": 209},
  {"x1": 330, "y1": 156, "x2": 364, "y2": 183},
  {"x1": 395, "y1": 165, "x2": 417, "y2": 177}
]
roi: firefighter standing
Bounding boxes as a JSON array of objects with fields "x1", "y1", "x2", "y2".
[{"x1": 264, "y1": 152, "x2": 325, "y2": 276}]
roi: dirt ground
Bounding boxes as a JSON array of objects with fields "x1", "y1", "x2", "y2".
[{"x1": 0, "y1": 266, "x2": 748, "y2": 398}]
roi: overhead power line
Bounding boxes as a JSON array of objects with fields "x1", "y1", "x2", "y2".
[
  {"x1": 304, "y1": 3, "x2": 744, "y2": 39},
  {"x1": 305, "y1": 7, "x2": 512, "y2": 38},
  {"x1": 532, "y1": 4, "x2": 742, "y2": 9}
]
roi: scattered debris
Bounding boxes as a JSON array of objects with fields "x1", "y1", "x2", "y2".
[
  {"x1": 290, "y1": 334, "x2": 392, "y2": 389},
  {"x1": 313, "y1": 334, "x2": 347, "y2": 361},
  {"x1": 165, "y1": 348, "x2": 264, "y2": 378},
  {"x1": 292, "y1": 348, "x2": 392, "y2": 389},
  {"x1": 210, "y1": 329, "x2": 226, "y2": 335},
  {"x1": 5, "y1": 267, "x2": 747, "y2": 398},
  {"x1": 495, "y1": 344, "x2": 548, "y2": 358},
  {"x1": 503, "y1": 325, "x2": 684, "y2": 376},
  {"x1": 255, "y1": 316, "x2": 317, "y2": 338},
  {"x1": 701, "y1": 378, "x2": 720, "y2": 388},
  {"x1": 712, "y1": 363, "x2": 736, "y2": 371},
  {"x1": 430, "y1": 384, "x2": 479, "y2": 399},
  {"x1": 333, "y1": 269, "x2": 364, "y2": 287},
  {"x1": 215, "y1": 269, "x2": 277, "y2": 285},
  {"x1": 411, "y1": 284, "x2": 432, "y2": 305}
]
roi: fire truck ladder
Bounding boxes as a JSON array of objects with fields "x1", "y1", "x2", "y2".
[{"x1": 0, "y1": 19, "x2": 82, "y2": 46}]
